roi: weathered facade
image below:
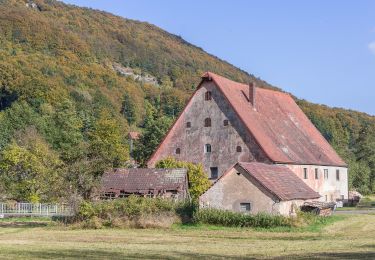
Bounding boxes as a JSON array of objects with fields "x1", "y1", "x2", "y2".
[
  {"x1": 148, "y1": 72, "x2": 348, "y2": 202},
  {"x1": 200, "y1": 163, "x2": 320, "y2": 216},
  {"x1": 100, "y1": 168, "x2": 189, "y2": 200},
  {"x1": 284, "y1": 164, "x2": 348, "y2": 202},
  {"x1": 147, "y1": 79, "x2": 270, "y2": 178}
]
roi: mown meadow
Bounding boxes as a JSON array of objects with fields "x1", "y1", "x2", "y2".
[{"x1": 0, "y1": 213, "x2": 373, "y2": 259}]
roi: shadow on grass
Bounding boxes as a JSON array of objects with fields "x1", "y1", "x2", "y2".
[
  {"x1": 4, "y1": 249, "x2": 375, "y2": 259},
  {"x1": 0, "y1": 222, "x2": 50, "y2": 228},
  {"x1": 0, "y1": 248, "x2": 256, "y2": 259},
  {"x1": 273, "y1": 251, "x2": 375, "y2": 259}
]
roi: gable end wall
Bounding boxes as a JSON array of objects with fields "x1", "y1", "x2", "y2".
[{"x1": 148, "y1": 80, "x2": 270, "y2": 177}]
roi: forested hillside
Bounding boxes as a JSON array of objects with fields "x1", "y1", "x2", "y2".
[{"x1": 0, "y1": 0, "x2": 374, "y2": 203}]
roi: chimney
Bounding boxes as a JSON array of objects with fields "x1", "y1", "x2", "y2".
[{"x1": 249, "y1": 82, "x2": 256, "y2": 108}]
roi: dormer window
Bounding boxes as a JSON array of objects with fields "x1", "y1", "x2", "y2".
[
  {"x1": 205, "y1": 144, "x2": 211, "y2": 153},
  {"x1": 175, "y1": 148, "x2": 180, "y2": 154},
  {"x1": 204, "y1": 118, "x2": 211, "y2": 127},
  {"x1": 205, "y1": 91, "x2": 212, "y2": 101},
  {"x1": 186, "y1": 122, "x2": 191, "y2": 128}
]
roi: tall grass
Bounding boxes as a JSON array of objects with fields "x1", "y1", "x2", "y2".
[
  {"x1": 193, "y1": 208, "x2": 291, "y2": 228},
  {"x1": 76, "y1": 196, "x2": 194, "y2": 229}
]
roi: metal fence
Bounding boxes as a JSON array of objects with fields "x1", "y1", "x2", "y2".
[{"x1": 0, "y1": 203, "x2": 73, "y2": 217}]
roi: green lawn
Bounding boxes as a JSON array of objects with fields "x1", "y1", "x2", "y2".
[{"x1": 0, "y1": 214, "x2": 373, "y2": 259}]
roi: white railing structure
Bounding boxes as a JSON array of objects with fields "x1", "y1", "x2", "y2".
[{"x1": 0, "y1": 203, "x2": 73, "y2": 217}]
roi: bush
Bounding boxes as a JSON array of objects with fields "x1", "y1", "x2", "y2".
[
  {"x1": 193, "y1": 208, "x2": 291, "y2": 228},
  {"x1": 155, "y1": 157, "x2": 211, "y2": 200},
  {"x1": 76, "y1": 196, "x2": 194, "y2": 228},
  {"x1": 74, "y1": 199, "x2": 338, "y2": 230}
]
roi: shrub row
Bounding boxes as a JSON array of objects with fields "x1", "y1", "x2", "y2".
[
  {"x1": 193, "y1": 208, "x2": 291, "y2": 228},
  {"x1": 76, "y1": 196, "x2": 195, "y2": 228},
  {"x1": 74, "y1": 197, "x2": 331, "y2": 229}
]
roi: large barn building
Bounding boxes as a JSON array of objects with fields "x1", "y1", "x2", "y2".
[{"x1": 148, "y1": 72, "x2": 348, "y2": 204}]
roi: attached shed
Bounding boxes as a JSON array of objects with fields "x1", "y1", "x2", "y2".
[
  {"x1": 300, "y1": 201, "x2": 336, "y2": 216},
  {"x1": 199, "y1": 162, "x2": 320, "y2": 216},
  {"x1": 100, "y1": 168, "x2": 189, "y2": 200}
]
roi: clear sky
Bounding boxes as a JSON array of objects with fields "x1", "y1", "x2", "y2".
[{"x1": 62, "y1": 0, "x2": 375, "y2": 115}]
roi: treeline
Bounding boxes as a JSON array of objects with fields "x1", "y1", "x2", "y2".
[
  {"x1": 299, "y1": 100, "x2": 375, "y2": 194},
  {"x1": 0, "y1": 0, "x2": 374, "y2": 204}
]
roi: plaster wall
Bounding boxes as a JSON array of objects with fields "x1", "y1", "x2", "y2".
[
  {"x1": 200, "y1": 168, "x2": 276, "y2": 213},
  {"x1": 283, "y1": 164, "x2": 348, "y2": 201},
  {"x1": 148, "y1": 81, "x2": 269, "y2": 178}
]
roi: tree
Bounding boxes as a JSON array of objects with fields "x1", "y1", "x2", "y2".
[
  {"x1": 121, "y1": 92, "x2": 137, "y2": 125},
  {"x1": 355, "y1": 123, "x2": 375, "y2": 193},
  {"x1": 156, "y1": 157, "x2": 211, "y2": 201},
  {"x1": 134, "y1": 102, "x2": 173, "y2": 165},
  {"x1": 348, "y1": 159, "x2": 371, "y2": 195},
  {"x1": 42, "y1": 99, "x2": 84, "y2": 162},
  {"x1": 88, "y1": 109, "x2": 129, "y2": 167},
  {"x1": 0, "y1": 128, "x2": 64, "y2": 202}
]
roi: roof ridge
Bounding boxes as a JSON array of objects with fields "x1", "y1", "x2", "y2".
[{"x1": 203, "y1": 71, "x2": 291, "y2": 97}]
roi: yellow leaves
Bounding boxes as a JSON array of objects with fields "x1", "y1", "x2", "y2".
[
  {"x1": 89, "y1": 109, "x2": 129, "y2": 166},
  {"x1": 156, "y1": 157, "x2": 210, "y2": 200}
]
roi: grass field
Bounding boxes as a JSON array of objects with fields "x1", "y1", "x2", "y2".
[{"x1": 0, "y1": 214, "x2": 373, "y2": 259}]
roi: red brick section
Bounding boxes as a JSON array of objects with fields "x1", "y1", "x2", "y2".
[
  {"x1": 128, "y1": 131, "x2": 140, "y2": 140},
  {"x1": 203, "y1": 72, "x2": 346, "y2": 167},
  {"x1": 237, "y1": 162, "x2": 320, "y2": 200},
  {"x1": 101, "y1": 168, "x2": 187, "y2": 193}
]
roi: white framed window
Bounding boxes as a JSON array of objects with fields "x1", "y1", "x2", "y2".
[
  {"x1": 205, "y1": 144, "x2": 211, "y2": 153},
  {"x1": 324, "y1": 169, "x2": 329, "y2": 180}
]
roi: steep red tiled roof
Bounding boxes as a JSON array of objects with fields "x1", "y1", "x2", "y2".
[
  {"x1": 204, "y1": 72, "x2": 346, "y2": 167},
  {"x1": 101, "y1": 168, "x2": 188, "y2": 193},
  {"x1": 236, "y1": 162, "x2": 320, "y2": 200}
]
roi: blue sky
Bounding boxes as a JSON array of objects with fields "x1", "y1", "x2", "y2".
[{"x1": 62, "y1": 0, "x2": 375, "y2": 115}]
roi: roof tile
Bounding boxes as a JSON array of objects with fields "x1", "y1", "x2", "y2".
[
  {"x1": 237, "y1": 162, "x2": 320, "y2": 200},
  {"x1": 205, "y1": 72, "x2": 346, "y2": 167}
]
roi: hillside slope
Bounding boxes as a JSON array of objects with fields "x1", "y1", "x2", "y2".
[{"x1": 0, "y1": 0, "x2": 374, "y2": 201}]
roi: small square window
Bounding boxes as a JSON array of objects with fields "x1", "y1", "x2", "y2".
[
  {"x1": 303, "y1": 168, "x2": 308, "y2": 179},
  {"x1": 204, "y1": 118, "x2": 211, "y2": 127},
  {"x1": 210, "y1": 167, "x2": 218, "y2": 179},
  {"x1": 324, "y1": 169, "x2": 329, "y2": 179},
  {"x1": 236, "y1": 146, "x2": 242, "y2": 152},
  {"x1": 315, "y1": 168, "x2": 319, "y2": 179},
  {"x1": 205, "y1": 144, "x2": 211, "y2": 153},
  {"x1": 186, "y1": 122, "x2": 191, "y2": 128},
  {"x1": 223, "y1": 119, "x2": 229, "y2": 126},
  {"x1": 175, "y1": 148, "x2": 180, "y2": 154},
  {"x1": 240, "y1": 203, "x2": 251, "y2": 213},
  {"x1": 204, "y1": 91, "x2": 212, "y2": 101},
  {"x1": 336, "y1": 169, "x2": 340, "y2": 181}
]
